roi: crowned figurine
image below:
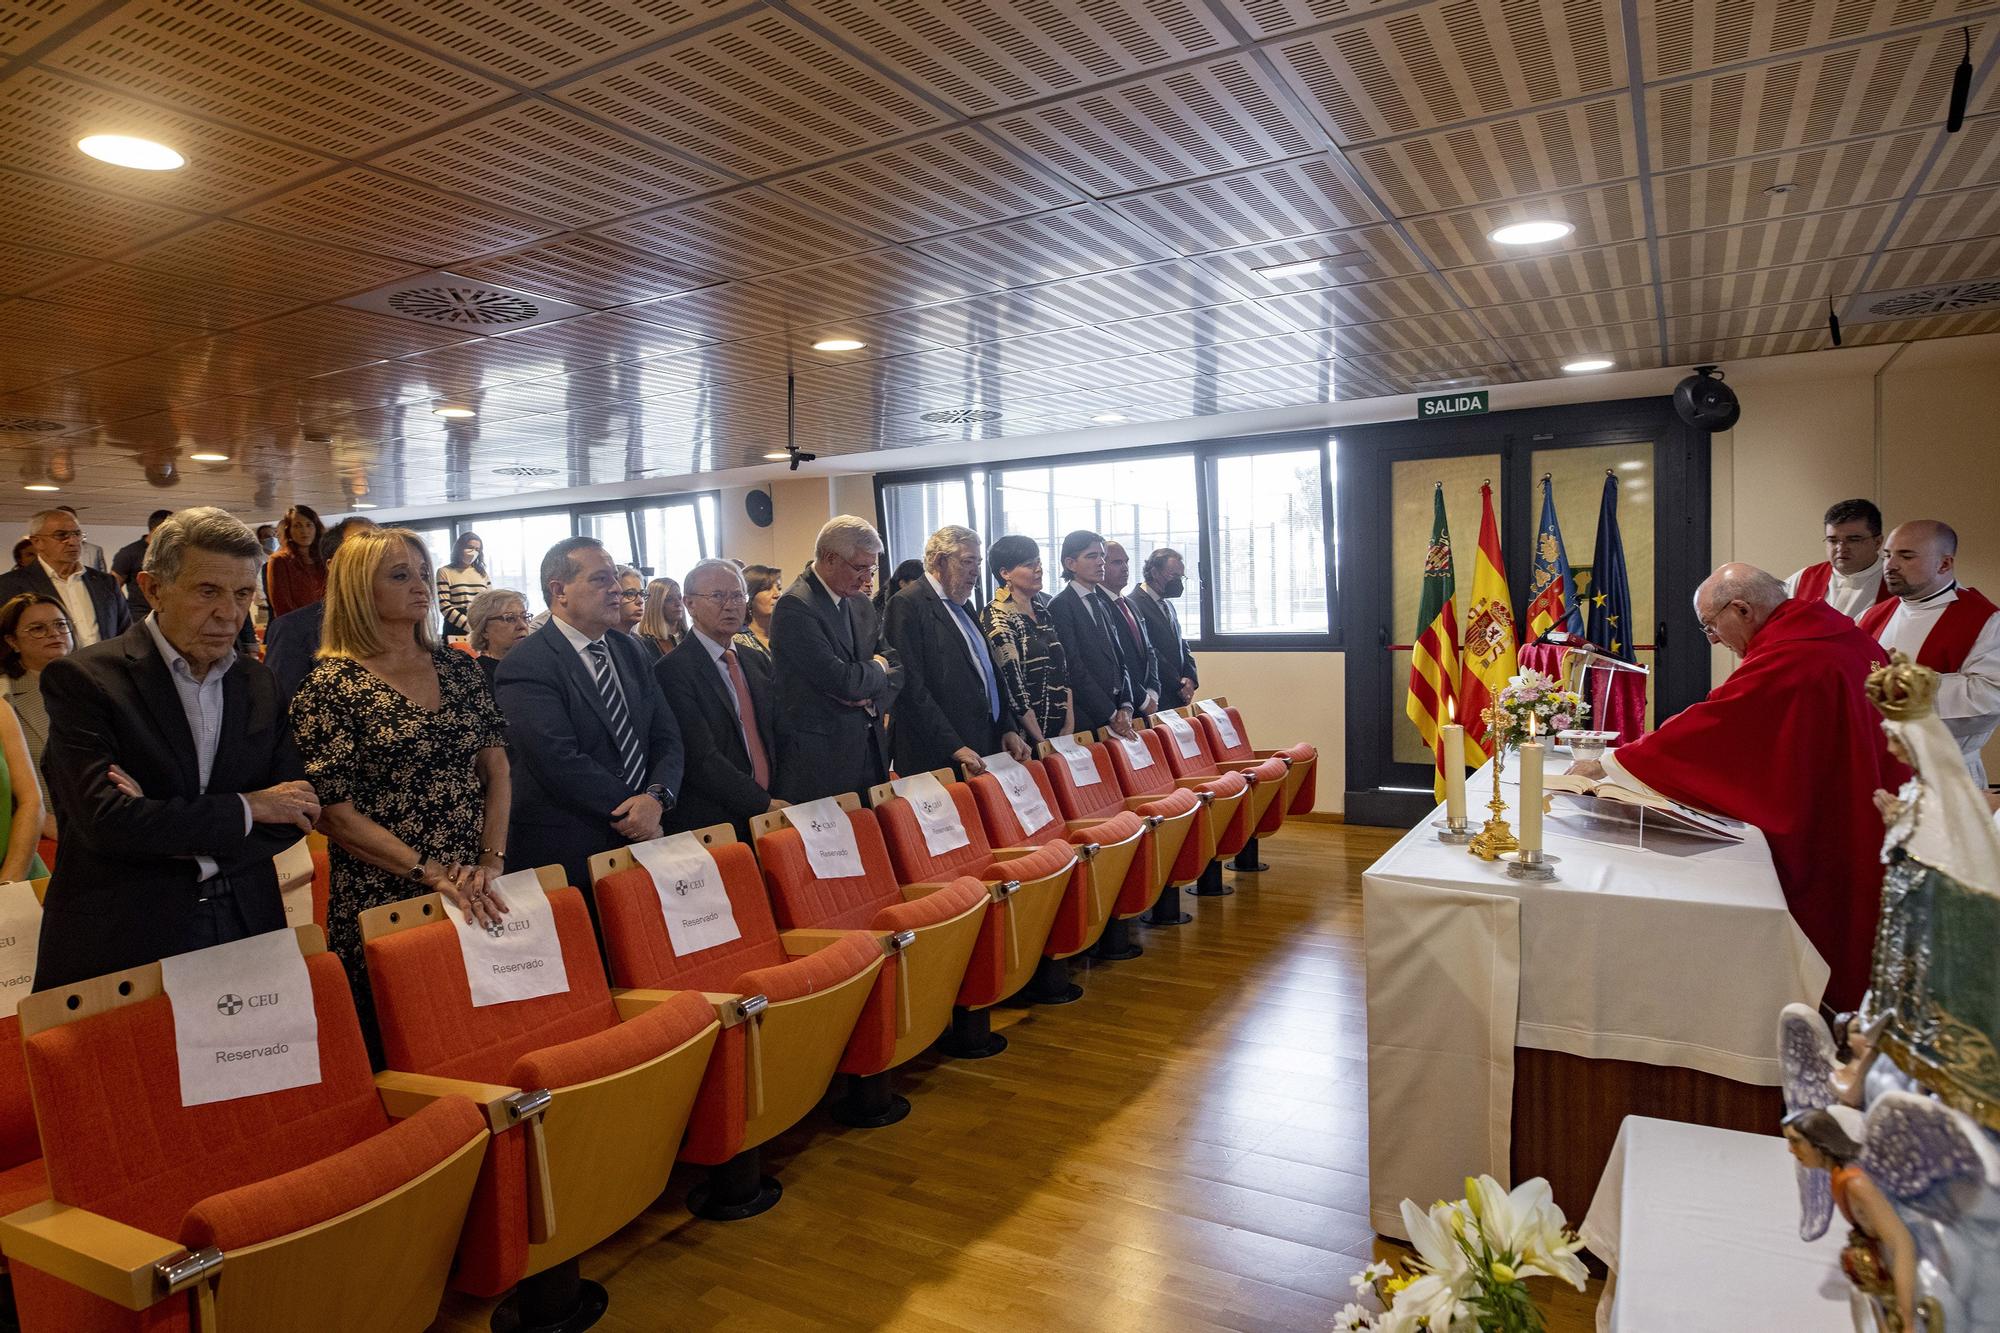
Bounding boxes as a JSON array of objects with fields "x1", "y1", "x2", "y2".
[{"x1": 1778, "y1": 655, "x2": 2000, "y2": 1333}]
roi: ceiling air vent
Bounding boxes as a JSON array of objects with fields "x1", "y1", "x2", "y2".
[
  {"x1": 493, "y1": 465, "x2": 560, "y2": 478},
  {"x1": 0, "y1": 418, "x2": 66, "y2": 434},
  {"x1": 339, "y1": 272, "x2": 592, "y2": 333},
  {"x1": 919, "y1": 408, "x2": 1003, "y2": 425},
  {"x1": 1845, "y1": 279, "x2": 2000, "y2": 325}
]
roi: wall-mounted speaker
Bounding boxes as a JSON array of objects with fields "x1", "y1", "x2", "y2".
[{"x1": 745, "y1": 488, "x2": 774, "y2": 528}]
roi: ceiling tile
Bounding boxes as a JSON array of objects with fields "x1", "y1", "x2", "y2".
[
  {"x1": 1667, "y1": 331, "x2": 1829, "y2": 362},
  {"x1": 1924, "y1": 114, "x2": 2000, "y2": 194},
  {"x1": 1215, "y1": 0, "x2": 1360, "y2": 42},
  {"x1": 1257, "y1": 272, "x2": 1461, "y2": 326},
  {"x1": 1640, "y1": 0, "x2": 1978, "y2": 81},
  {"x1": 0, "y1": 244, "x2": 92, "y2": 296},
  {"x1": 1444, "y1": 241, "x2": 1654, "y2": 304},
  {"x1": 1027, "y1": 260, "x2": 1257, "y2": 324},
  {"x1": 1472, "y1": 287, "x2": 1657, "y2": 336},
  {"x1": 42, "y1": 0, "x2": 509, "y2": 156},
  {"x1": 1667, "y1": 302, "x2": 1826, "y2": 345},
  {"x1": 1494, "y1": 319, "x2": 1658, "y2": 363},
  {"x1": 1653, "y1": 130, "x2": 1931, "y2": 234},
  {"x1": 1661, "y1": 258, "x2": 1868, "y2": 316},
  {"x1": 751, "y1": 249, "x2": 999, "y2": 318},
  {"x1": 456, "y1": 235, "x2": 718, "y2": 308},
  {"x1": 1842, "y1": 309, "x2": 2000, "y2": 343},
  {"x1": 1889, "y1": 186, "x2": 2000, "y2": 249},
  {"x1": 909, "y1": 204, "x2": 1176, "y2": 283},
  {"x1": 0, "y1": 297, "x2": 202, "y2": 394},
  {"x1": 1349, "y1": 95, "x2": 1634, "y2": 216},
  {"x1": 372, "y1": 101, "x2": 731, "y2": 228},
  {"x1": 886, "y1": 290, "x2": 1094, "y2": 346},
  {"x1": 1324, "y1": 310, "x2": 1494, "y2": 355},
  {"x1": 989, "y1": 55, "x2": 1319, "y2": 195},
  {"x1": 618, "y1": 280, "x2": 814, "y2": 340},
  {"x1": 490, "y1": 310, "x2": 716, "y2": 366},
  {"x1": 1657, "y1": 204, "x2": 1896, "y2": 279},
  {"x1": 2, "y1": 166, "x2": 197, "y2": 261},
  {"x1": 767, "y1": 126, "x2": 1079, "y2": 239},
  {"x1": 1868, "y1": 236, "x2": 2000, "y2": 289},
  {"x1": 1339, "y1": 341, "x2": 1516, "y2": 387},
  {"x1": 790, "y1": 0, "x2": 1235, "y2": 114},
  {"x1": 1269, "y1": 0, "x2": 1623, "y2": 142},
  {"x1": 553, "y1": 9, "x2": 946, "y2": 177},
  {"x1": 1406, "y1": 182, "x2": 1647, "y2": 268},
  {"x1": 595, "y1": 188, "x2": 875, "y2": 279},
  {"x1": 0, "y1": 0, "x2": 96, "y2": 56},
  {"x1": 1193, "y1": 223, "x2": 1427, "y2": 292},
  {"x1": 1108, "y1": 157, "x2": 1380, "y2": 252},
  {"x1": 317, "y1": 0, "x2": 739, "y2": 85},
  {"x1": 1088, "y1": 300, "x2": 1305, "y2": 353},
  {"x1": 233, "y1": 169, "x2": 556, "y2": 267}
]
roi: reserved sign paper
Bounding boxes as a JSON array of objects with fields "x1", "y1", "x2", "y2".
[
  {"x1": 441, "y1": 870, "x2": 571, "y2": 1008},
  {"x1": 892, "y1": 772, "x2": 970, "y2": 857},
  {"x1": 1048, "y1": 734, "x2": 1101, "y2": 787},
  {"x1": 783, "y1": 796, "x2": 862, "y2": 879},
  {"x1": 1195, "y1": 699, "x2": 1242, "y2": 751},
  {"x1": 631, "y1": 834, "x2": 742, "y2": 956},
  {"x1": 0, "y1": 881, "x2": 41, "y2": 1018},
  {"x1": 984, "y1": 752, "x2": 1053, "y2": 835},
  {"x1": 1116, "y1": 731, "x2": 1156, "y2": 772},
  {"x1": 161, "y1": 930, "x2": 321, "y2": 1108},
  {"x1": 1158, "y1": 713, "x2": 1203, "y2": 760}
]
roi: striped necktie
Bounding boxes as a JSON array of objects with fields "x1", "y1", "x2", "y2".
[{"x1": 586, "y1": 639, "x2": 647, "y2": 790}]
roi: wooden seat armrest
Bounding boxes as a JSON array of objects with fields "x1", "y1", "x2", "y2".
[
  {"x1": 375, "y1": 1069, "x2": 522, "y2": 1134},
  {"x1": 1172, "y1": 777, "x2": 1217, "y2": 790},
  {"x1": 779, "y1": 928, "x2": 873, "y2": 957},
  {"x1": 898, "y1": 880, "x2": 957, "y2": 902},
  {"x1": 987, "y1": 845, "x2": 1035, "y2": 861},
  {"x1": 1215, "y1": 760, "x2": 1258, "y2": 772},
  {"x1": 0, "y1": 1201, "x2": 191, "y2": 1311},
  {"x1": 701, "y1": 991, "x2": 763, "y2": 1027},
  {"x1": 1119, "y1": 796, "x2": 1169, "y2": 813},
  {"x1": 612, "y1": 987, "x2": 697, "y2": 1021},
  {"x1": 1251, "y1": 749, "x2": 1292, "y2": 762}
]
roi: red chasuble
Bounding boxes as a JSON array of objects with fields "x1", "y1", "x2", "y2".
[{"x1": 1612, "y1": 598, "x2": 1904, "y2": 1009}]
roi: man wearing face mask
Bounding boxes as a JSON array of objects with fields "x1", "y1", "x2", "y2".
[{"x1": 1133, "y1": 547, "x2": 1198, "y2": 709}]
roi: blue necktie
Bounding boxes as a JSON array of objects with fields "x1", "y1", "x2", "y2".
[
  {"x1": 947, "y1": 599, "x2": 1002, "y2": 723},
  {"x1": 587, "y1": 640, "x2": 647, "y2": 790}
]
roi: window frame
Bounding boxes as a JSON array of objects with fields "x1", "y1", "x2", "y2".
[{"x1": 875, "y1": 432, "x2": 1340, "y2": 652}]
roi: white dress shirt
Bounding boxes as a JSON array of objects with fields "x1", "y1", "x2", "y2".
[
  {"x1": 693, "y1": 627, "x2": 765, "y2": 757},
  {"x1": 925, "y1": 573, "x2": 990, "y2": 679},
  {"x1": 142, "y1": 614, "x2": 251, "y2": 881},
  {"x1": 1873, "y1": 582, "x2": 2000, "y2": 785},
  {"x1": 1783, "y1": 556, "x2": 1887, "y2": 621},
  {"x1": 41, "y1": 558, "x2": 101, "y2": 648},
  {"x1": 551, "y1": 614, "x2": 632, "y2": 711}
]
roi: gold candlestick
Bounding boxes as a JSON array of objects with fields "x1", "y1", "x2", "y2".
[{"x1": 1468, "y1": 704, "x2": 1518, "y2": 861}]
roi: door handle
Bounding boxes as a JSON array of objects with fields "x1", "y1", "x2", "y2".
[
  {"x1": 1656, "y1": 621, "x2": 1668, "y2": 650},
  {"x1": 1378, "y1": 625, "x2": 1388, "y2": 648}
]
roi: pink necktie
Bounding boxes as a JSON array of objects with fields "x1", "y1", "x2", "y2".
[{"x1": 723, "y1": 649, "x2": 772, "y2": 790}]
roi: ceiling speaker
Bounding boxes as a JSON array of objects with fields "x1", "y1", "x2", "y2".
[{"x1": 1671, "y1": 365, "x2": 1741, "y2": 432}]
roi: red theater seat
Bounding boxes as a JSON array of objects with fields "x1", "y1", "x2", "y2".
[
  {"x1": 362, "y1": 873, "x2": 720, "y2": 1322},
  {"x1": 1103, "y1": 726, "x2": 1244, "y2": 912},
  {"x1": 1037, "y1": 735, "x2": 1200, "y2": 958},
  {"x1": 1206, "y1": 696, "x2": 1319, "y2": 818},
  {"x1": 1148, "y1": 711, "x2": 1279, "y2": 894},
  {"x1": 752, "y1": 795, "x2": 988, "y2": 1127},
  {"x1": 868, "y1": 771, "x2": 1076, "y2": 1058},
  {"x1": 1, "y1": 928, "x2": 487, "y2": 1333},
  {"x1": 590, "y1": 827, "x2": 882, "y2": 1220}
]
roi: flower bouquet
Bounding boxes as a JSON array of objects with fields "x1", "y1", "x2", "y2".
[
  {"x1": 1334, "y1": 1176, "x2": 1587, "y2": 1333},
  {"x1": 1492, "y1": 671, "x2": 1588, "y2": 751}
]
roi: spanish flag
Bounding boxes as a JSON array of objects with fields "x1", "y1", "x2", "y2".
[
  {"x1": 1460, "y1": 482, "x2": 1518, "y2": 759},
  {"x1": 1404, "y1": 484, "x2": 1461, "y2": 798}
]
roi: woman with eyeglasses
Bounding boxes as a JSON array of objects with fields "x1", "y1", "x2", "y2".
[
  {"x1": 437, "y1": 531, "x2": 489, "y2": 637},
  {"x1": 464, "y1": 587, "x2": 530, "y2": 689},
  {"x1": 264, "y1": 504, "x2": 328, "y2": 620},
  {"x1": 636, "y1": 576, "x2": 686, "y2": 659},
  {"x1": 0, "y1": 593, "x2": 64, "y2": 863}
]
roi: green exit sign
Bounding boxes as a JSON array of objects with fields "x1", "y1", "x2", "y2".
[{"x1": 1417, "y1": 390, "x2": 1489, "y2": 419}]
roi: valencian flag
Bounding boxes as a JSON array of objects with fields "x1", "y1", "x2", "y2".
[
  {"x1": 1403, "y1": 484, "x2": 1462, "y2": 798},
  {"x1": 1524, "y1": 474, "x2": 1584, "y2": 640},
  {"x1": 1459, "y1": 481, "x2": 1518, "y2": 758},
  {"x1": 1586, "y1": 471, "x2": 1635, "y2": 660}
]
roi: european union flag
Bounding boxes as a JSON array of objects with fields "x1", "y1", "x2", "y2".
[{"x1": 1585, "y1": 472, "x2": 1635, "y2": 661}]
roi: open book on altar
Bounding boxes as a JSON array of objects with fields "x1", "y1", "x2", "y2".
[{"x1": 1541, "y1": 772, "x2": 1747, "y2": 843}]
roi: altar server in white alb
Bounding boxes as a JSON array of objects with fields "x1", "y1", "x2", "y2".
[
  {"x1": 1783, "y1": 498, "x2": 1892, "y2": 620},
  {"x1": 1860, "y1": 519, "x2": 2000, "y2": 784}
]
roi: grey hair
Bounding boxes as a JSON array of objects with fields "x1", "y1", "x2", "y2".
[
  {"x1": 142, "y1": 507, "x2": 263, "y2": 586},
  {"x1": 466, "y1": 587, "x2": 526, "y2": 652},
  {"x1": 683, "y1": 558, "x2": 745, "y2": 593},
  {"x1": 26, "y1": 509, "x2": 72, "y2": 534},
  {"x1": 538, "y1": 536, "x2": 605, "y2": 607},
  {"x1": 1698, "y1": 565, "x2": 1787, "y2": 616},
  {"x1": 815, "y1": 515, "x2": 883, "y2": 562},
  {"x1": 923, "y1": 524, "x2": 981, "y2": 572},
  {"x1": 614, "y1": 563, "x2": 643, "y2": 583}
]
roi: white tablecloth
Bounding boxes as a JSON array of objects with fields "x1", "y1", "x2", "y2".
[
  {"x1": 1580, "y1": 1116, "x2": 1852, "y2": 1332},
  {"x1": 1362, "y1": 754, "x2": 1829, "y2": 1238}
]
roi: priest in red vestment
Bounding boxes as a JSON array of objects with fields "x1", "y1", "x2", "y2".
[{"x1": 1568, "y1": 564, "x2": 1903, "y2": 1008}]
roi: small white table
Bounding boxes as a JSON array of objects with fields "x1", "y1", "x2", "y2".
[
  {"x1": 1581, "y1": 1117, "x2": 1853, "y2": 1332},
  {"x1": 1362, "y1": 753, "x2": 1828, "y2": 1238}
]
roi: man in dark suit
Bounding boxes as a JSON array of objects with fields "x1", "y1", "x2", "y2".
[
  {"x1": 264, "y1": 516, "x2": 374, "y2": 699},
  {"x1": 1046, "y1": 530, "x2": 1138, "y2": 738},
  {"x1": 1132, "y1": 546, "x2": 1199, "y2": 709},
  {"x1": 110, "y1": 508, "x2": 172, "y2": 618},
  {"x1": 496, "y1": 536, "x2": 684, "y2": 901},
  {"x1": 33, "y1": 507, "x2": 320, "y2": 990},
  {"x1": 770, "y1": 516, "x2": 903, "y2": 803},
  {"x1": 653, "y1": 559, "x2": 779, "y2": 838},
  {"x1": 1102, "y1": 541, "x2": 1161, "y2": 717},
  {"x1": 885, "y1": 524, "x2": 1027, "y2": 777},
  {"x1": 0, "y1": 508, "x2": 130, "y2": 648}
]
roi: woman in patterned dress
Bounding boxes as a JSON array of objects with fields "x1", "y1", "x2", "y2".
[
  {"x1": 289, "y1": 527, "x2": 510, "y2": 1050},
  {"x1": 980, "y1": 535, "x2": 1073, "y2": 744}
]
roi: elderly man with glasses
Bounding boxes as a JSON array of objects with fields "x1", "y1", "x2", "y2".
[
  {"x1": 0, "y1": 509, "x2": 130, "y2": 647},
  {"x1": 653, "y1": 559, "x2": 781, "y2": 837},
  {"x1": 770, "y1": 515, "x2": 903, "y2": 804},
  {"x1": 884, "y1": 524, "x2": 1027, "y2": 780}
]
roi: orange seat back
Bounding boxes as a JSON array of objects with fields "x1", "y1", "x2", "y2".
[
  {"x1": 595, "y1": 843, "x2": 786, "y2": 993},
  {"x1": 756, "y1": 808, "x2": 905, "y2": 932},
  {"x1": 0, "y1": 1014, "x2": 34, "y2": 1171},
  {"x1": 1193, "y1": 706, "x2": 1255, "y2": 764},
  {"x1": 1042, "y1": 741, "x2": 1123, "y2": 821},
  {"x1": 1154, "y1": 715, "x2": 1220, "y2": 780},
  {"x1": 1103, "y1": 728, "x2": 1175, "y2": 799},
  {"x1": 966, "y1": 766, "x2": 1064, "y2": 846},
  {"x1": 875, "y1": 782, "x2": 994, "y2": 884}
]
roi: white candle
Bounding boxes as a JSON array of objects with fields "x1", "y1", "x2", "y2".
[
  {"x1": 1442, "y1": 724, "x2": 1467, "y2": 824},
  {"x1": 1518, "y1": 717, "x2": 1544, "y2": 856}
]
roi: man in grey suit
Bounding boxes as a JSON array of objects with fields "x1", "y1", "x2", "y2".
[
  {"x1": 1131, "y1": 546, "x2": 1198, "y2": 709},
  {"x1": 770, "y1": 516, "x2": 902, "y2": 803}
]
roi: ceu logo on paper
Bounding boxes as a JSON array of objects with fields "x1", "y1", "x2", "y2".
[
  {"x1": 808, "y1": 817, "x2": 839, "y2": 833},
  {"x1": 921, "y1": 798, "x2": 946, "y2": 817},
  {"x1": 484, "y1": 919, "x2": 507, "y2": 940},
  {"x1": 216, "y1": 993, "x2": 243, "y2": 1016},
  {"x1": 671, "y1": 877, "x2": 693, "y2": 897}
]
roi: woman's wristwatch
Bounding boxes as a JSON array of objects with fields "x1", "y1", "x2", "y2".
[{"x1": 405, "y1": 857, "x2": 428, "y2": 882}]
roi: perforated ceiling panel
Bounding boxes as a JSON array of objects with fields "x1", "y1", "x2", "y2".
[{"x1": 3, "y1": 0, "x2": 1998, "y2": 524}]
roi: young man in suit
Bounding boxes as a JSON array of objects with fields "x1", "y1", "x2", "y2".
[
  {"x1": 653, "y1": 559, "x2": 779, "y2": 838},
  {"x1": 885, "y1": 524, "x2": 1028, "y2": 777},
  {"x1": 1102, "y1": 541, "x2": 1161, "y2": 717},
  {"x1": 770, "y1": 516, "x2": 903, "y2": 803},
  {"x1": 0, "y1": 508, "x2": 130, "y2": 648},
  {"x1": 33, "y1": 507, "x2": 320, "y2": 990},
  {"x1": 1132, "y1": 546, "x2": 1199, "y2": 709},
  {"x1": 495, "y1": 536, "x2": 684, "y2": 902},
  {"x1": 1046, "y1": 530, "x2": 1138, "y2": 738}
]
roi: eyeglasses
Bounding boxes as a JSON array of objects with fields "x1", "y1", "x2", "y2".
[
  {"x1": 690, "y1": 591, "x2": 748, "y2": 607},
  {"x1": 39, "y1": 529, "x2": 82, "y2": 543},
  {"x1": 486, "y1": 613, "x2": 527, "y2": 626},
  {"x1": 18, "y1": 621, "x2": 72, "y2": 640},
  {"x1": 618, "y1": 589, "x2": 646, "y2": 601},
  {"x1": 837, "y1": 555, "x2": 877, "y2": 576}
]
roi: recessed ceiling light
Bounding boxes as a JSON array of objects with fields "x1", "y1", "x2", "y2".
[
  {"x1": 189, "y1": 451, "x2": 229, "y2": 462},
  {"x1": 1091, "y1": 412, "x2": 1129, "y2": 424},
  {"x1": 1488, "y1": 219, "x2": 1574, "y2": 246},
  {"x1": 763, "y1": 451, "x2": 790, "y2": 460},
  {"x1": 22, "y1": 484, "x2": 59, "y2": 493},
  {"x1": 1562, "y1": 357, "x2": 1615, "y2": 373},
  {"x1": 811, "y1": 338, "x2": 866, "y2": 352},
  {"x1": 77, "y1": 134, "x2": 185, "y2": 171},
  {"x1": 433, "y1": 405, "x2": 476, "y2": 419},
  {"x1": 1253, "y1": 257, "x2": 1326, "y2": 281},
  {"x1": 351, "y1": 501, "x2": 377, "y2": 510}
]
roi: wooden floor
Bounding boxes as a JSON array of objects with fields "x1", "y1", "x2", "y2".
[{"x1": 436, "y1": 823, "x2": 1600, "y2": 1332}]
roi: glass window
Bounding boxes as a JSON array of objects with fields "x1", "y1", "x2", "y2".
[
  {"x1": 578, "y1": 510, "x2": 636, "y2": 568},
  {"x1": 992, "y1": 454, "x2": 1204, "y2": 639},
  {"x1": 406, "y1": 524, "x2": 454, "y2": 581},
  {"x1": 633, "y1": 496, "x2": 717, "y2": 583},
  {"x1": 1208, "y1": 445, "x2": 1331, "y2": 636},
  {"x1": 477, "y1": 510, "x2": 574, "y2": 608},
  {"x1": 880, "y1": 477, "x2": 973, "y2": 569}
]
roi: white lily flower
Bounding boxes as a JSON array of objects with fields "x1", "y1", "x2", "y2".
[
  {"x1": 1375, "y1": 1273, "x2": 1474, "y2": 1333},
  {"x1": 1399, "y1": 1199, "x2": 1475, "y2": 1288},
  {"x1": 1463, "y1": 1175, "x2": 1588, "y2": 1291}
]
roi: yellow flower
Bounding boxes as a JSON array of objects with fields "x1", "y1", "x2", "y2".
[{"x1": 1490, "y1": 1262, "x2": 1517, "y2": 1284}]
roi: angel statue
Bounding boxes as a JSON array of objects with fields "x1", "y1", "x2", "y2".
[{"x1": 1775, "y1": 655, "x2": 2000, "y2": 1333}]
